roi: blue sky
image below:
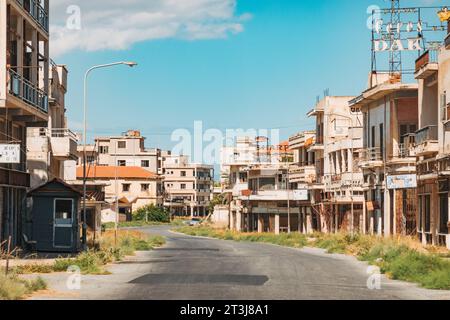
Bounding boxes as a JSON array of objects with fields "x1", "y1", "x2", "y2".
[{"x1": 52, "y1": 0, "x2": 447, "y2": 150}]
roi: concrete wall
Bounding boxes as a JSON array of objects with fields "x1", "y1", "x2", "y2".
[
  {"x1": 439, "y1": 47, "x2": 450, "y2": 153},
  {"x1": 211, "y1": 205, "x2": 229, "y2": 228}
]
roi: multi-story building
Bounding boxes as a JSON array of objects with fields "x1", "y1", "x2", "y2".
[
  {"x1": 307, "y1": 96, "x2": 364, "y2": 233},
  {"x1": 78, "y1": 130, "x2": 169, "y2": 175},
  {"x1": 27, "y1": 63, "x2": 78, "y2": 189},
  {"x1": 414, "y1": 17, "x2": 450, "y2": 248},
  {"x1": 77, "y1": 166, "x2": 163, "y2": 222},
  {"x1": 289, "y1": 131, "x2": 317, "y2": 233},
  {"x1": 349, "y1": 75, "x2": 418, "y2": 237},
  {"x1": 163, "y1": 155, "x2": 214, "y2": 217},
  {"x1": 0, "y1": 0, "x2": 50, "y2": 247}
]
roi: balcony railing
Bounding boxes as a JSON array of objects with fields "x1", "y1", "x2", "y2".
[
  {"x1": 360, "y1": 147, "x2": 382, "y2": 162},
  {"x1": 8, "y1": 69, "x2": 48, "y2": 113},
  {"x1": 16, "y1": 0, "x2": 49, "y2": 33},
  {"x1": 415, "y1": 50, "x2": 438, "y2": 73},
  {"x1": 415, "y1": 125, "x2": 438, "y2": 146}
]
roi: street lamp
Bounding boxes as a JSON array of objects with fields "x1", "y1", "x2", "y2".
[{"x1": 82, "y1": 61, "x2": 138, "y2": 250}]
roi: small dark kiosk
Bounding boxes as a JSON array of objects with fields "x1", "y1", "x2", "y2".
[{"x1": 28, "y1": 179, "x2": 82, "y2": 253}]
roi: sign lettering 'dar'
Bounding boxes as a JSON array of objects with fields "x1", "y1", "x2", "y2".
[{"x1": 373, "y1": 20, "x2": 423, "y2": 52}]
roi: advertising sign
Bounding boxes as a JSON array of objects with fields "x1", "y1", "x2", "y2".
[
  {"x1": 387, "y1": 175, "x2": 417, "y2": 190},
  {"x1": 0, "y1": 144, "x2": 20, "y2": 164}
]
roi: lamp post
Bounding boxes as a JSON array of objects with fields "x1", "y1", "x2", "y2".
[{"x1": 82, "y1": 61, "x2": 137, "y2": 250}]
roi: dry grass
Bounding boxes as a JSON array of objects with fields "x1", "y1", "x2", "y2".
[
  {"x1": 0, "y1": 273, "x2": 47, "y2": 300},
  {"x1": 12, "y1": 230, "x2": 165, "y2": 276}
]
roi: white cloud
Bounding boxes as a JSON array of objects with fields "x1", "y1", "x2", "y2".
[{"x1": 50, "y1": 0, "x2": 251, "y2": 58}]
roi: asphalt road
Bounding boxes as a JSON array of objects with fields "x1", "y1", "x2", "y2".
[{"x1": 34, "y1": 225, "x2": 450, "y2": 300}]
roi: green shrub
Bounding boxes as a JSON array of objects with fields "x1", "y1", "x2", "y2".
[{"x1": 133, "y1": 205, "x2": 170, "y2": 223}]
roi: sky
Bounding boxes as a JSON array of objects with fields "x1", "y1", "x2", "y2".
[{"x1": 50, "y1": 0, "x2": 448, "y2": 151}]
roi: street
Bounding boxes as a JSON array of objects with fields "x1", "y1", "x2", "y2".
[{"x1": 32, "y1": 226, "x2": 450, "y2": 300}]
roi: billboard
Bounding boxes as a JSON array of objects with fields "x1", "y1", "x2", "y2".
[
  {"x1": 0, "y1": 144, "x2": 20, "y2": 164},
  {"x1": 387, "y1": 175, "x2": 417, "y2": 190}
]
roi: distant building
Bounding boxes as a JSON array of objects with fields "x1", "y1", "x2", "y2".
[
  {"x1": 163, "y1": 155, "x2": 214, "y2": 217},
  {"x1": 77, "y1": 166, "x2": 163, "y2": 222},
  {"x1": 77, "y1": 130, "x2": 171, "y2": 175}
]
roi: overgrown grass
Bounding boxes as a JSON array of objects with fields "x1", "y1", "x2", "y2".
[
  {"x1": 102, "y1": 218, "x2": 185, "y2": 230},
  {"x1": 0, "y1": 273, "x2": 47, "y2": 300},
  {"x1": 13, "y1": 230, "x2": 166, "y2": 276},
  {"x1": 312, "y1": 232, "x2": 450, "y2": 290},
  {"x1": 177, "y1": 226, "x2": 450, "y2": 290},
  {"x1": 176, "y1": 226, "x2": 308, "y2": 248}
]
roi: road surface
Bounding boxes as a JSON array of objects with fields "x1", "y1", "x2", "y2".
[{"x1": 33, "y1": 226, "x2": 450, "y2": 300}]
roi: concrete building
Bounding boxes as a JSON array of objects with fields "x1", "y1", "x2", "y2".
[
  {"x1": 349, "y1": 77, "x2": 418, "y2": 237},
  {"x1": 414, "y1": 21, "x2": 450, "y2": 248},
  {"x1": 163, "y1": 155, "x2": 214, "y2": 217},
  {"x1": 306, "y1": 96, "x2": 364, "y2": 233},
  {"x1": 0, "y1": 0, "x2": 50, "y2": 247},
  {"x1": 27, "y1": 63, "x2": 78, "y2": 189},
  {"x1": 77, "y1": 166, "x2": 163, "y2": 223},
  {"x1": 288, "y1": 131, "x2": 317, "y2": 233},
  {"x1": 77, "y1": 130, "x2": 170, "y2": 175}
]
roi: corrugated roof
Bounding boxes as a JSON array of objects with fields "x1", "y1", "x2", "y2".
[{"x1": 77, "y1": 166, "x2": 159, "y2": 179}]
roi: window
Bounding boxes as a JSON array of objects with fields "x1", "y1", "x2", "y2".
[
  {"x1": 118, "y1": 160, "x2": 126, "y2": 167},
  {"x1": 141, "y1": 184, "x2": 150, "y2": 192},
  {"x1": 55, "y1": 199, "x2": 73, "y2": 221},
  {"x1": 439, "y1": 194, "x2": 449, "y2": 234},
  {"x1": 425, "y1": 195, "x2": 431, "y2": 233},
  {"x1": 181, "y1": 184, "x2": 186, "y2": 190},
  {"x1": 122, "y1": 184, "x2": 131, "y2": 192},
  {"x1": 379, "y1": 123, "x2": 384, "y2": 159},
  {"x1": 181, "y1": 171, "x2": 186, "y2": 177},
  {"x1": 87, "y1": 156, "x2": 95, "y2": 164},
  {"x1": 99, "y1": 146, "x2": 109, "y2": 154},
  {"x1": 141, "y1": 160, "x2": 150, "y2": 168},
  {"x1": 118, "y1": 141, "x2": 126, "y2": 149}
]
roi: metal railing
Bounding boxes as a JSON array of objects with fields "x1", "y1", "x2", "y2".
[
  {"x1": 415, "y1": 125, "x2": 438, "y2": 146},
  {"x1": 49, "y1": 128, "x2": 78, "y2": 141},
  {"x1": 360, "y1": 147, "x2": 382, "y2": 162},
  {"x1": 8, "y1": 69, "x2": 48, "y2": 113},
  {"x1": 415, "y1": 50, "x2": 438, "y2": 73},
  {"x1": 16, "y1": 0, "x2": 49, "y2": 33}
]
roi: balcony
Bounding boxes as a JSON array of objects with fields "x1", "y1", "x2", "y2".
[
  {"x1": 415, "y1": 125, "x2": 439, "y2": 157},
  {"x1": 240, "y1": 189, "x2": 294, "y2": 201},
  {"x1": 15, "y1": 0, "x2": 49, "y2": 33},
  {"x1": 0, "y1": 167, "x2": 30, "y2": 188},
  {"x1": 8, "y1": 69, "x2": 48, "y2": 113},
  {"x1": 359, "y1": 147, "x2": 383, "y2": 169},
  {"x1": 50, "y1": 129, "x2": 79, "y2": 160},
  {"x1": 415, "y1": 50, "x2": 438, "y2": 79},
  {"x1": 289, "y1": 164, "x2": 316, "y2": 184}
]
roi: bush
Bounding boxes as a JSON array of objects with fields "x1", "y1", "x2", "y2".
[
  {"x1": 0, "y1": 274, "x2": 47, "y2": 300},
  {"x1": 133, "y1": 205, "x2": 170, "y2": 223}
]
